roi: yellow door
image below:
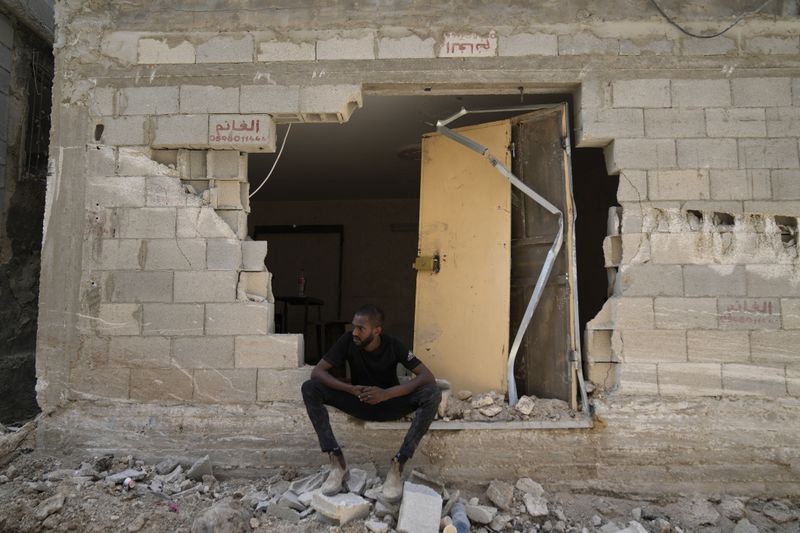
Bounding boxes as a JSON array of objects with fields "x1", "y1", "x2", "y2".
[{"x1": 413, "y1": 120, "x2": 511, "y2": 393}]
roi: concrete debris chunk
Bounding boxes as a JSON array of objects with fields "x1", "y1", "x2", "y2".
[
  {"x1": 490, "y1": 512, "x2": 513, "y2": 530},
  {"x1": 653, "y1": 518, "x2": 672, "y2": 533},
  {"x1": 298, "y1": 489, "x2": 320, "y2": 507},
  {"x1": 34, "y1": 493, "x2": 65, "y2": 520},
  {"x1": 762, "y1": 500, "x2": 794, "y2": 523},
  {"x1": 523, "y1": 493, "x2": 549, "y2": 517},
  {"x1": 408, "y1": 470, "x2": 445, "y2": 495},
  {"x1": 456, "y1": 390, "x2": 472, "y2": 401},
  {"x1": 363, "y1": 484, "x2": 383, "y2": 501},
  {"x1": 190, "y1": 501, "x2": 249, "y2": 533},
  {"x1": 345, "y1": 468, "x2": 368, "y2": 494},
  {"x1": 288, "y1": 470, "x2": 326, "y2": 495},
  {"x1": 516, "y1": 477, "x2": 545, "y2": 497},
  {"x1": 685, "y1": 497, "x2": 720, "y2": 527},
  {"x1": 598, "y1": 523, "x2": 620, "y2": 533},
  {"x1": 486, "y1": 479, "x2": 514, "y2": 511},
  {"x1": 719, "y1": 497, "x2": 746, "y2": 520},
  {"x1": 155, "y1": 458, "x2": 180, "y2": 475},
  {"x1": 311, "y1": 492, "x2": 371, "y2": 525},
  {"x1": 514, "y1": 395, "x2": 535, "y2": 415},
  {"x1": 106, "y1": 469, "x2": 147, "y2": 484},
  {"x1": 471, "y1": 393, "x2": 495, "y2": 408},
  {"x1": 278, "y1": 490, "x2": 306, "y2": 511},
  {"x1": 732, "y1": 518, "x2": 760, "y2": 533},
  {"x1": 616, "y1": 520, "x2": 649, "y2": 533},
  {"x1": 465, "y1": 503, "x2": 498, "y2": 524},
  {"x1": 397, "y1": 482, "x2": 442, "y2": 533},
  {"x1": 479, "y1": 405, "x2": 503, "y2": 417},
  {"x1": 267, "y1": 504, "x2": 301, "y2": 522},
  {"x1": 365, "y1": 519, "x2": 390, "y2": 532},
  {"x1": 374, "y1": 499, "x2": 398, "y2": 519},
  {"x1": 442, "y1": 489, "x2": 460, "y2": 517},
  {"x1": 43, "y1": 469, "x2": 74, "y2": 481},
  {"x1": 187, "y1": 455, "x2": 213, "y2": 481}
]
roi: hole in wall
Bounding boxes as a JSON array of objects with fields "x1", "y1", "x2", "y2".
[
  {"x1": 713, "y1": 212, "x2": 735, "y2": 230},
  {"x1": 686, "y1": 209, "x2": 703, "y2": 230},
  {"x1": 775, "y1": 215, "x2": 798, "y2": 245},
  {"x1": 94, "y1": 124, "x2": 104, "y2": 141}
]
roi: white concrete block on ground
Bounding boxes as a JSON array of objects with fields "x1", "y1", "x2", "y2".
[
  {"x1": 311, "y1": 491, "x2": 371, "y2": 525},
  {"x1": 397, "y1": 482, "x2": 442, "y2": 533}
]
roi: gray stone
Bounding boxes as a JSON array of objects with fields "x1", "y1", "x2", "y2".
[
  {"x1": 479, "y1": 405, "x2": 503, "y2": 417},
  {"x1": 456, "y1": 390, "x2": 472, "y2": 401},
  {"x1": 288, "y1": 470, "x2": 326, "y2": 496},
  {"x1": 719, "y1": 497, "x2": 746, "y2": 521},
  {"x1": 465, "y1": 504, "x2": 497, "y2": 524},
  {"x1": 365, "y1": 519, "x2": 390, "y2": 533},
  {"x1": 155, "y1": 458, "x2": 180, "y2": 475},
  {"x1": 34, "y1": 493, "x2": 65, "y2": 520},
  {"x1": 523, "y1": 493, "x2": 548, "y2": 517},
  {"x1": 374, "y1": 499, "x2": 398, "y2": 519},
  {"x1": 240, "y1": 241, "x2": 268, "y2": 271},
  {"x1": 684, "y1": 497, "x2": 720, "y2": 527},
  {"x1": 278, "y1": 491, "x2": 306, "y2": 511},
  {"x1": 516, "y1": 478, "x2": 544, "y2": 497},
  {"x1": 616, "y1": 521, "x2": 649, "y2": 533},
  {"x1": 733, "y1": 518, "x2": 760, "y2": 533},
  {"x1": 489, "y1": 512, "x2": 513, "y2": 531},
  {"x1": 267, "y1": 504, "x2": 301, "y2": 522},
  {"x1": 106, "y1": 469, "x2": 147, "y2": 484},
  {"x1": 514, "y1": 396, "x2": 535, "y2": 416},
  {"x1": 345, "y1": 468, "x2": 368, "y2": 495},
  {"x1": 397, "y1": 482, "x2": 442, "y2": 533},
  {"x1": 486, "y1": 480, "x2": 514, "y2": 511},
  {"x1": 311, "y1": 492, "x2": 371, "y2": 525},
  {"x1": 190, "y1": 502, "x2": 249, "y2": 533},
  {"x1": 762, "y1": 500, "x2": 794, "y2": 523},
  {"x1": 187, "y1": 455, "x2": 213, "y2": 481}
]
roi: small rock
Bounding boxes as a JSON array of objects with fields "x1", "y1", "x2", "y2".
[
  {"x1": 288, "y1": 470, "x2": 326, "y2": 495},
  {"x1": 466, "y1": 504, "x2": 498, "y2": 524},
  {"x1": 542, "y1": 520, "x2": 553, "y2": 532},
  {"x1": 719, "y1": 497, "x2": 746, "y2": 521},
  {"x1": 472, "y1": 394, "x2": 495, "y2": 408},
  {"x1": 126, "y1": 514, "x2": 147, "y2": 532},
  {"x1": 516, "y1": 478, "x2": 544, "y2": 497},
  {"x1": 732, "y1": 518, "x2": 760, "y2": 533},
  {"x1": 479, "y1": 405, "x2": 503, "y2": 417},
  {"x1": 653, "y1": 518, "x2": 672, "y2": 533},
  {"x1": 514, "y1": 396, "x2": 535, "y2": 416},
  {"x1": 298, "y1": 489, "x2": 320, "y2": 507},
  {"x1": 35, "y1": 494, "x2": 65, "y2": 520},
  {"x1": 554, "y1": 520, "x2": 566, "y2": 533},
  {"x1": 363, "y1": 485, "x2": 383, "y2": 501},
  {"x1": 486, "y1": 480, "x2": 514, "y2": 511},
  {"x1": 267, "y1": 505, "x2": 301, "y2": 522},
  {"x1": 164, "y1": 465, "x2": 184, "y2": 484},
  {"x1": 73, "y1": 462, "x2": 96, "y2": 478},
  {"x1": 554, "y1": 507, "x2": 566, "y2": 522},
  {"x1": 591, "y1": 514, "x2": 603, "y2": 526},
  {"x1": 365, "y1": 519, "x2": 390, "y2": 533},
  {"x1": 187, "y1": 455, "x2": 213, "y2": 481},
  {"x1": 631, "y1": 507, "x2": 642, "y2": 521},
  {"x1": 345, "y1": 468, "x2": 368, "y2": 495},
  {"x1": 489, "y1": 512, "x2": 513, "y2": 531},
  {"x1": 155, "y1": 459, "x2": 180, "y2": 475},
  {"x1": 42, "y1": 514, "x2": 61, "y2": 530},
  {"x1": 762, "y1": 500, "x2": 794, "y2": 524},
  {"x1": 249, "y1": 518, "x2": 259, "y2": 529},
  {"x1": 278, "y1": 491, "x2": 306, "y2": 511},
  {"x1": 93, "y1": 455, "x2": 114, "y2": 472},
  {"x1": 106, "y1": 469, "x2": 147, "y2": 484},
  {"x1": 616, "y1": 521, "x2": 648, "y2": 533},
  {"x1": 374, "y1": 499, "x2": 398, "y2": 519},
  {"x1": 311, "y1": 492, "x2": 371, "y2": 525},
  {"x1": 523, "y1": 493, "x2": 548, "y2": 517},
  {"x1": 190, "y1": 502, "x2": 249, "y2": 533},
  {"x1": 684, "y1": 497, "x2": 720, "y2": 527},
  {"x1": 599, "y1": 522, "x2": 620, "y2": 533},
  {"x1": 457, "y1": 390, "x2": 473, "y2": 401},
  {"x1": 43, "y1": 469, "x2": 73, "y2": 481},
  {"x1": 0, "y1": 475, "x2": 8, "y2": 484}
]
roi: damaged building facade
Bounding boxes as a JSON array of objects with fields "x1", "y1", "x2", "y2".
[{"x1": 33, "y1": 0, "x2": 800, "y2": 495}]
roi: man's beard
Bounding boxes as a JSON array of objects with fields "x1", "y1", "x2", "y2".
[{"x1": 352, "y1": 333, "x2": 374, "y2": 347}]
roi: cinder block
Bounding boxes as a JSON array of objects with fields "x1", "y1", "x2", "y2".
[
  {"x1": 177, "y1": 207, "x2": 236, "y2": 239},
  {"x1": 682, "y1": 35, "x2": 734, "y2": 56},
  {"x1": 584, "y1": 328, "x2": 614, "y2": 363},
  {"x1": 69, "y1": 368, "x2": 130, "y2": 400},
  {"x1": 705, "y1": 108, "x2": 766, "y2": 138},
  {"x1": 257, "y1": 40, "x2": 315, "y2": 62},
  {"x1": 658, "y1": 363, "x2": 722, "y2": 396},
  {"x1": 612, "y1": 297, "x2": 654, "y2": 329},
  {"x1": 240, "y1": 85, "x2": 300, "y2": 114},
  {"x1": 178, "y1": 149, "x2": 207, "y2": 180},
  {"x1": 751, "y1": 331, "x2": 800, "y2": 363},
  {"x1": 96, "y1": 304, "x2": 141, "y2": 336},
  {"x1": 172, "y1": 336, "x2": 235, "y2": 368},
  {"x1": 744, "y1": 35, "x2": 800, "y2": 55},
  {"x1": 604, "y1": 139, "x2": 676, "y2": 174},
  {"x1": 612, "y1": 79, "x2": 670, "y2": 108},
  {"x1": 771, "y1": 170, "x2": 800, "y2": 199},
  {"x1": 217, "y1": 210, "x2": 248, "y2": 240},
  {"x1": 650, "y1": 234, "x2": 709, "y2": 265},
  {"x1": 619, "y1": 37, "x2": 675, "y2": 56},
  {"x1": 85, "y1": 177, "x2": 146, "y2": 209},
  {"x1": 107, "y1": 271, "x2": 173, "y2": 303},
  {"x1": 740, "y1": 139, "x2": 800, "y2": 169},
  {"x1": 207, "y1": 150, "x2": 244, "y2": 180},
  {"x1": 237, "y1": 271, "x2": 272, "y2": 301},
  {"x1": 208, "y1": 180, "x2": 244, "y2": 209},
  {"x1": 194, "y1": 369, "x2": 257, "y2": 402},
  {"x1": 687, "y1": 330, "x2": 749, "y2": 362},
  {"x1": 788, "y1": 366, "x2": 800, "y2": 396},
  {"x1": 620, "y1": 329, "x2": 687, "y2": 362},
  {"x1": 586, "y1": 361, "x2": 620, "y2": 390},
  {"x1": 397, "y1": 482, "x2": 443, "y2": 533},
  {"x1": 377, "y1": 35, "x2": 436, "y2": 59},
  {"x1": 101, "y1": 30, "x2": 141, "y2": 65},
  {"x1": 647, "y1": 169, "x2": 709, "y2": 200},
  {"x1": 602, "y1": 235, "x2": 622, "y2": 267},
  {"x1": 782, "y1": 298, "x2": 800, "y2": 329},
  {"x1": 89, "y1": 87, "x2": 116, "y2": 117},
  {"x1": 85, "y1": 144, "x2": 116, "y2": 177},
  {"x1": 118, "y1": 86, "x2": 179, "y2": 115},
  {"x1": 746, "y1": 265, "x2": 800, "y2": 297},
  {"x1": 256, "y1": 366, "x2": 313, "y2": 401},
  {"x1": 616, "y1": 362, "x2": 658, "y2": 395},
  {"x1": 683, "y1": 265, "x2": 746, "y2": 296},
  {"x1": 143, "y1": 239, "x2": 206, "y2": 270},
  {"x1": 109, "y1": 336, "x2": 171, "y2": 368},
  {"x1": 671, "y1": 80, "x2": 731, "y2": 108},
  {"x1": 743, "y1": 200, "x2": 800, "y2": 216},
  {"x1": 316, "y1": 34, "x2": 375, "y2": 60},
  {"x1": 74, "y1": 336, "x2": 110, "y2": 369},
  {"x1": 300, "y1": 85, "x2": 362, "y2": 122},
  {"x1": 117, "y1": 147, "x2": 177, "y2": 177},
  {"x1": 654, "y1": 297, "x2": 718, "y2": 329},
  {"x1": 85, "y1": 239, "x2": 142, "y2": 271},
  {"x1": 98, "y1": 116, "x2": 147, "y2": 146},
  {"x1": 153, "y1": 115, "x2": 209, "y2": 148},
  {"x1": 180, "y1": 85, "x2": 239, "y2": 114},
  {"x1": 196, "y1": 34, "x2": 254, "y2": 63},
  {"x1": 241, "y1": 240, "x2": 268, "y2": 271},
  {"x1": 643, "y1": 108, "x2": 705, "y2": 138},
  {"x1": 710, "y1": 170, "x2": 768, "y2": 201},
  {"x1": 723, "y1": 364, "x2": 786, "y2": 396},
  {"x1": 235, "y1": 334, "x2": 304, "y2": 368},
  {"x1": 207, "y1": 239, "x2": 242, "y2": 270},
  {"x1": 732, "y1": 77, "x2": 792, "y2": 107},
  {"x1": 206, "y1": 302, "x2": 274, "y2": 335},
  {"x1": 618, "y1": 265, "x2": 683, "y2": 296},
  {"x1": 576, "y1": 79, "x2": 609, "y2": 110},
  {"x1": 558, "y1": 32, "x2": 618, "y2": 55},
  {"x1": 130, "y1": 368, "x2": 193, "y2": 401},
  {"x1": 576, "y1": 108, "x2": 644, "y2": 146},
  {"x1": 138, "y1": 37, "x2": 196, "y2": 64},
  {"x1": 142, "y1": 303, "x2": 204, "y2": 336},
  {"x1": 498, "y1": 32, "x2": 558, "y2": 57},
  {"x1": 616, "y1": 171, "x2": 647, "y2": 203},
  {"x1": 117, "y1": 207, "x2": 177, "y2": 238},
  {"x1": 676, "y1": 139, "x2": 738, "y2": 169},
  {"x1": 174, "y1": 271, "x2": 238, "y2": 302},
  {"x1": 146, "y1": 176, "x2": 200, "y2": 207}
]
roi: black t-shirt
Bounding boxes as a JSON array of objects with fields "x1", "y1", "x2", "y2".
[{"x1": 323, "y1": 332, "x2": 422, "y2": 388}]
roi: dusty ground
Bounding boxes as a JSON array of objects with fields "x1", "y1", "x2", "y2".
[{"x1": 1, "y1": 424, "x2": 798, "y2": 533}]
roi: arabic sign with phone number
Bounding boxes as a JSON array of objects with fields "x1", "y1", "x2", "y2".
[
  {"x1": 209, "y1": 115, "x2": 276, "y2": 151},
  {"x1": 718, "y1": 298, "x2": 781, "y2": 329}
]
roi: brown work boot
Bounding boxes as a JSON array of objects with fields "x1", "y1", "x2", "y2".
[
  {"x1": 382, "y1": 457, "x2": 404, "y2": 502},
  {"x1": 321, "y1": 452, "x2": 347, "y2": 496}
]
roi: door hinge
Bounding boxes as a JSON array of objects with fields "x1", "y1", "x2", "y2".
[{"x1": 509, "y1": 142, "x2": 516, "y2": 159}]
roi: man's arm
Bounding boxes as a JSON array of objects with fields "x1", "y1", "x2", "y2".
[
  {"x1": 358, "y1": 362, "x2": 435, "y2": 405},
  {"x1": 310, "y1": 358, "x2": 362, "y2": 396}
]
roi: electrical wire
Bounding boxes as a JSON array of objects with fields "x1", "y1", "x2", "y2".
[
  {"x1": 249, "y1": 122, "x2": 292, "y2": 198},
  {"x1": 648, "y1": 0, "x2": 774, "y2": 39}
]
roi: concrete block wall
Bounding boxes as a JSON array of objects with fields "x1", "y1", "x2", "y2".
[{"x1": 578, "y1": 76, "x2": 800, "y2": 399}]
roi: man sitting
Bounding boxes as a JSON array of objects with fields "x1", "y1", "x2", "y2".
[{"x1": 301, "y1": 304, "x2": 441, "y2": 502}]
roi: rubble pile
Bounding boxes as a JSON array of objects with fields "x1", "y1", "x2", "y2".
[
  {"x1": 0, "y1": 446, "x2": 798, "y2": 532},
  {"x1": 437, "y1": 390, "x2": 578, "y2": 422}
]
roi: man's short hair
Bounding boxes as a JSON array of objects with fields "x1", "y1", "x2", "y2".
[{"x1": 354, "y1": 304, "x2": 384, "y2": 327}]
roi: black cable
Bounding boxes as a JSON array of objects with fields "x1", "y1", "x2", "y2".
[{"x1": 648, "y1": 0, "x2": 774, "y2": 39}]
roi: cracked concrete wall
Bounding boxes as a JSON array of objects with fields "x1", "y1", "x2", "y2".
[{"x1": 31, "y1": 0, "x2": 800, "y2": 490}]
